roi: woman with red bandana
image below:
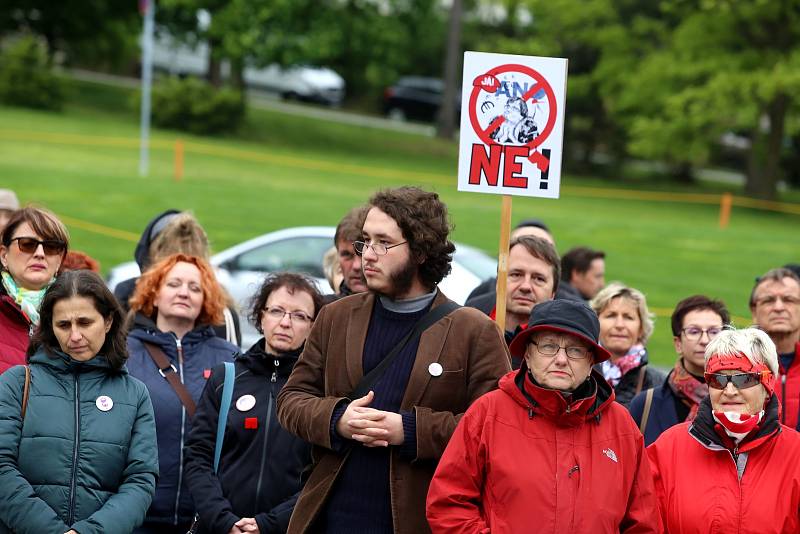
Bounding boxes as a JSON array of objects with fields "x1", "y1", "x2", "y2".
[{"x1": 648, "y1": 327, "x2": 800, "y2": 533}]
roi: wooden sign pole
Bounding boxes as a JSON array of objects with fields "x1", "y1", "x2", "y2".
[{"x1": 494, "y1": 195, "x2": 513, "y2": 333}]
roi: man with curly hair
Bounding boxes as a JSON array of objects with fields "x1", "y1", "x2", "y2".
[{"x1": 277, "y1": 186, "x2": 511, "y2": 534}]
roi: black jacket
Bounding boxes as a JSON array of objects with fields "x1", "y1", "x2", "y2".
[
  {"x1": 184, "y1": 340, "x2": 311, "y2": 534},
  {"x1": 596, "y1": 355, "x2": 666, "y2": 408}
]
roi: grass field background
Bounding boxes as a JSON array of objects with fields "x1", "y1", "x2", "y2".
[{"x1": 1, "y1": 79, "x2": 799, "y2": 366}]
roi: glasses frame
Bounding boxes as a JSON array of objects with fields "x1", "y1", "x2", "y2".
[
  {"x1": 680, "y1": 326, "x2": 723, "y2": 341},
  {"x1": 9, "y1": 236, "x2": 67, "y2": 256},
  {"x1": 352, "y1": 240, "x2": 408, "y2": 257},
  {"x1": 264, "y1": 306, "x2": 313, "y2": 324},
  {"x1": 531, "y1": 340, "x2": 591, "y2": 361},
  {"x1": 704, "y1": 372, "x2": 763, "y2": 390}
]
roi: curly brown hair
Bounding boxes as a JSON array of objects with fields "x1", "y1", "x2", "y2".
[
  {"x1": 129, "y1": 253, "x2": 227, "y2": 326},
  {"x1": 368, "y1": 187, "x2": 454, "y2": 289},
  {"x1": 249, "y1": 272, "x2": 324, "y2": 334}
]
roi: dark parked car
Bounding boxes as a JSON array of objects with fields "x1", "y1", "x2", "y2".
[{"x1": 383, "y1": 76, "x2": 460, "y2": 122}]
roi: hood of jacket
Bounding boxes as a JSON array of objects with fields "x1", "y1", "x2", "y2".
[
  {"x1": 128, "y1": 311, "x2": 219, "y2": 349},
  {"x1": 134, "y1": 209, "x2": 181, "y2": 270},
  {"x1": 689, "y1": 393, "x2": 781, "y2": 453},
  {"x1": 29, "y1": 346, "x2": 127, "y2": 376},
  {"x1": 499, "y1": 363, "x2": 615, "y2": 426}
]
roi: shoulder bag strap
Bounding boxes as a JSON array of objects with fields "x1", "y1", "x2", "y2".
[
  {"x1": 349, "y1": 300, "x2": 460, "y2": 399},
  {"x1": 21, "y1": 365, "x2": 31, "y2": 420},
  {"x1": 639, "y1": 387, "x2": 655, "y2": 435},
  {"x1": 143, "y1": 342, "x2": 197, "y2": 418},
  {"x1": 214, "y1": 361, "x2": 235, "y2": 473},
  {"x1": 222, "y1": 307, "x2": 236, "y2": 345},
  {"x1": 634, "y1": 365, "x2": 648, "y2": 396}
]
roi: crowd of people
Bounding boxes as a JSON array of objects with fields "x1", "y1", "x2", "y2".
[{"x1": 0, "y1": 185, "x2": 798, "y2": 533}]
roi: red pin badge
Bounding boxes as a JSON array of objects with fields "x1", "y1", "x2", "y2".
[{"x1": 244, "y1": 417, "x2": 258, "y2": 430}]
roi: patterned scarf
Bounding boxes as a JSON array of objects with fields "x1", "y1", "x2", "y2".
[
  {"x1": 1, "y1": 271, "x2": 51, "y2": 327},
  {"x1": 600, "y1": 343, "x2": 646, "y2": 387},
  {"x1": 667, "y1": 359, "x2": 708, "y2": 421}
]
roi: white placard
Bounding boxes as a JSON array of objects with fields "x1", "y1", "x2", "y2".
[{"x1": 457, "y1": 51, "x2": 568, "y2": 199}]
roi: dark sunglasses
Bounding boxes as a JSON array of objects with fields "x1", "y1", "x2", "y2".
[
  {"x1": 10, "y1": 237, "x2": 66, "y2": 256},
  {"x1": 704, "y1": 372, "x2": 762, "y2": 390}
]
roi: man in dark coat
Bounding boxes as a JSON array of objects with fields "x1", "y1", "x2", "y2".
[
  {"x1": 277, "y1": 187, "x2": 511, "y2": 534},
  {"x1": 557, "y1": 246, "x2": 606, "y2": 302}
]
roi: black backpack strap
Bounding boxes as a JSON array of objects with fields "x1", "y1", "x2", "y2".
[{"x1": 349, "y1": 300, "x2": 460, "y2": 399}]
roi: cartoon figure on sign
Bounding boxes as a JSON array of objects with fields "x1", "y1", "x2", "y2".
[
  {"x1": 489, "y1": 97, "x2": 539, "y2": 145},
  {"x1": 469, "y1": 64, "x2": 558, "y2": 172}
]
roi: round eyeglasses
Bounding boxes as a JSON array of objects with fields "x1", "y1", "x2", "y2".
[{"x1": 352, "y1": 240, "x2": 407, "y2": 256}]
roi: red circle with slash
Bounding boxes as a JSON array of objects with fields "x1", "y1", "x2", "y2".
[{"x1": 469, "y1": 63, "x2": 557, "y2": 151}]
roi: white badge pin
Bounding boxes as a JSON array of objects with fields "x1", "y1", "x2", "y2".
[
  {"x1": 236, "y1": 394, "x2": 257, "y2": 412},
  {"x1": 95, "y1": 395, "x2": 113, "y2": 412},
  {"x1": 428, "y1": 363, "x2": 443, "y2": 377}
]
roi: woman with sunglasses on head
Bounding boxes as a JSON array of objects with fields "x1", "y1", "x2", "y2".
[
  {"x1": 126, "y1": 253, "x2": 238, "y2": 534},
  {"x1": 184, "y1": 273, "x2": 321, "y2": 534},
  {"x1": 0, "y1": 206, "x2": 69, "y2": 374},
  {"x1": 629, "y1": 295, "x2": 730, "y2": 445},
  {"x1": 648, "y1": 327, "x2": 800, "y2": 533}
]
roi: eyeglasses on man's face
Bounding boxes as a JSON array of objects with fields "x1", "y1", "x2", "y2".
[
  {"x1": 531, "y1": 340, "x2": 591, "y2": 361},
  {"x1": 352, "y1": 240, "x2": 407, "y2": 256},
  {"x1": 264, "y1": 307, "x2": 312, "y2": 324},
  {"x1": 10, "y1": 236, "x2": 66, "y2": 256}
]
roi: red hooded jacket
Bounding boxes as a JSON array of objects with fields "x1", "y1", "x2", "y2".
[
  {"x1": 0, "y1": 287, "x2": 31, "y2": 374},
  {"x1": 647, "y1": 395, "x2": 800, "y2": 533},
  {"x1": 426, "y1": 368, "x2": 662, "y2": 533},
  {"x1": 778, "y1": 342, "x2": 800, "y2": 430}
]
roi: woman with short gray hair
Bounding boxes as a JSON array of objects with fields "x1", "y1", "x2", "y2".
[{"x1": 648, "y1": 327, "x2": 800, "y2": 533}]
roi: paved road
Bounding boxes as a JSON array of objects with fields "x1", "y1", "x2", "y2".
[{"x1": 67, "y1": 68, "x2": 437, "y2": 137}]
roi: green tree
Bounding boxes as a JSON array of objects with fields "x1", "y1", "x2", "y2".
[
  {"x1": 1, "y1": 1, "x2": 140, "y2": 66},
  {"x1": 611, "y1": 0, "x2": 800, "y2": 198}
]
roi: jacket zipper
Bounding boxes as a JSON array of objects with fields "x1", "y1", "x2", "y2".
[
  {"x1": 67, "y1": 372, "x2": 81, "y2": 525},
  {"x1": 254, "y1": 367, "x2": 277, "y2": 510},
  {"x1": 781, "y1": 373, "x2": 787, "y2": 424},
  {"x1": 173, "y1": 337, "x2": 186, "y2": 526}
]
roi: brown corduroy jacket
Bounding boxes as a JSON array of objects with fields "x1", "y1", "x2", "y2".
[{"x1": 276, "y1": 290, "x2": 511, "y2": 534}]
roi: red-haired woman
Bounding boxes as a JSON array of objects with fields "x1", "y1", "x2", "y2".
[{"x1": 126, "y1": 253, "x2": 238, "y2": 534}]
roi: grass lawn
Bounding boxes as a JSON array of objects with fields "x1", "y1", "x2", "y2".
[{"x1": 1, "y1": 78, "x2": 799, "y2": 366}]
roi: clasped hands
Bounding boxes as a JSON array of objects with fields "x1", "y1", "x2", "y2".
[{"x1": 335, "y1": 391, "x2": 404, "y2": 447}]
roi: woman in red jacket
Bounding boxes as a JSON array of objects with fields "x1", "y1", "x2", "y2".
[
  {"x1": 426, "y1": 299, "x2": 662, "y2": 533},
  {"x1": 647, "y1": 327, "x2": 800, "y2": 533},
  {"x1": 0, "y1": 206, "x2": 69, "y2": 374}
]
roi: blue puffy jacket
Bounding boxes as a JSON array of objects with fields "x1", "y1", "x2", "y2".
[{"x1": 126, "y1": 313, "x2": 237, "y2": 527}]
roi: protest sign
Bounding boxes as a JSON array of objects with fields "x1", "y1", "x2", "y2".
[
  {"x1": 458, "y1": 51, "x2": 568, "y2": 199},
  {"x1": 456, "y1": 51, "x2": 567, "y2": 330}
]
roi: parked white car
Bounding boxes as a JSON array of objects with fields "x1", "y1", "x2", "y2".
[
  {"x1": 148, "y1": 17, "x2": 345, "y2": 105},
  {"x1": 107, "y1": 226, "x2": 497, "y2": 348}
]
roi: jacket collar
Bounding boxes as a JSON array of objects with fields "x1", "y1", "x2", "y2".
[
  {"x1": 129, "y1": 312, "x2": 217, "y2": 347},
  {"x1": 29, "y1": 347, "x2": 125, "y2": 375},
  {"x1": 689, "y1": 394, "x2": 781, "y2": 453},
  {"x1": 500, "y1": 364, "x2": 615, "y2": 426},
  {"x1": 241, "y1": 338, "x2": 303, "y2": 378}
]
